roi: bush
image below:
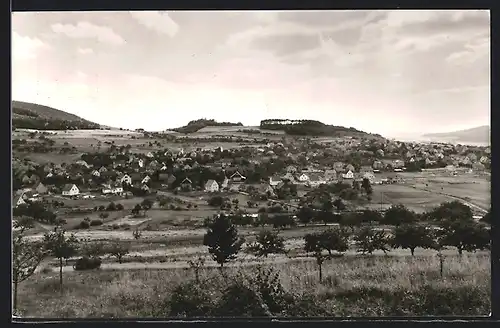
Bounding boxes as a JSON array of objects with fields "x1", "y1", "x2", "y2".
[
  {"x1": 90, "y1": 219, "x2": 103, "y2": 226},
  {"x1": 73, "y1": 257, "x2": 102, "y2": 271},
  {"x1": 99, "y1": 212, "x2": 109, "y2": 219},
  {"x1": 212, "y1": 281, "x2": 271, "y2": 317},
  {"x1": 168, "y1": 281, "x2": 214, "y2": 317},
  {"x1": 79, "y1": 220, "x2": 90, "y2": 229}
]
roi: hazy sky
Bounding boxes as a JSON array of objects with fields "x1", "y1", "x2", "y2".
[{"x1": 12, "y1": 10, "x2": 490, "y2": 137}]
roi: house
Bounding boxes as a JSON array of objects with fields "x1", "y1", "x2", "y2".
[
  {"x1": 204, "y1": 180, "x2": 219, "y2": 192},
  {"x1": 13, "y1": 194, "x2": 26, "y2": 208},
  {"x1": 345, "y1": 164, "x2": 355, "y2": 173},
  {"x1": 297, "y1": 173, "x2": 309, "y2": 183},
  {"x1": 480, "y1": 156, "x2": 490, "y2": 164},
  {"x1": 141, "y1": 175, "x2": 151, "y2": 184},
  {"x1": 121, "y1": 174, "x2": 132, "y2": 185},
  {"x1": 286, "y1": 165, "x2": 298, "y2": 173},
  {"x1": 34, "y1": 182, "x2": 48, "y2": 194},
  {"x1": 230, "y1": 171, "x2": 246, "y2": 183},
  {"x1": 167, "y1": 175, "x2": 177, "y2": 186},
  {"x1": 324, "y1": 169, "x2": 337, "y2": 181},
  {"x1": 141, "y1": 184, "x2": 150, "y2": 192},
  {"x1": 138, "y1": 159, "x2": 145, "y2": 168},
  {"x1": 91, "y1": 170, "x2": 101, "y2": 177},
  {"x1": 282, "y1": 172, "x2": 295, "y2": 182},
  {"x1": 372, "y1": 160, "x2": 384, "y2": 170},
  {"x1": 75, "y1": 160, "x2": 90, "y2": 168},
  {"x1": 98, "y1": 166, "x2": 108, "y2": 173},
  {"x1": 160, "y1": 163, "x2": 168, "y2": 171},
  {"x1": 342, "y1": 170, "x2": 354, "y2": 179},
  {"x1": 101, "y1": 184, "x2": 113, "y2": 195},
  {"x1": 308, "y1": 174, "x2": 326, "y2": 187},
  {"x1": 62, "y1": 184, "x2": 80, "y2": 196},
  {"x1": 221, "y1": 176, "x2": 229, "y2": 189},
  {"x1": 112, "y1": 183, "x2": 124, "y2": 194},
  {"x1": 363, "y1": 172, "x2": 376, "y2": 183},
  {"x1": 46, "y1": 172, "x2": 54, "y2": 178},
  {"x1": 180, "y1": 177, "x2": 192, "y2": 186},
  {"x1": 146, "y1": 152, "x2": 154, "y2": 158},
  {"x1": 269, "y1": 175, "x2": 282, "y2": 187},
  {"x1": 392, "y1": 160, "x2": 405, "y2": 169}
]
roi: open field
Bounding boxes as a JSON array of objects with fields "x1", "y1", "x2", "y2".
[{"x1": 16, "y1": 252, "x2": 490, "y2": 317}]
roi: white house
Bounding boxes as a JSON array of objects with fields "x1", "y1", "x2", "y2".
[
  {"x1": 297, "y1": 173, "x2": 309, "y2": 183},
  {"x1": 342, "y1": 170, "x2": 354, "y2": 179},
  {"x1": 146, "y1": 152, "x2": 154, "y2": 158},
  {"x1": 13, "y1": 194, "x2": 26, "y2": 208},
  {"x1": 121, "y1": 174, "x2": 132, "y2": 185},
  {"x1": 101, "y1": 184, "x2": 113, "y2": 195},
  {"x1": 221, "y1": 177, "x2": 229, "y2": 189},
  {"x1": 141, "y1": 175, "x2": 151, "y2": 184},
  {"x1": 91, "y1": 170, "x2": 101, "y2": 177},
  {"x1": 204, "y1": 180, "x2": 219, "y2": 192},
  {"x1": 269, "y1": 175, "x2": 282, "y2": 187},
  {"x1": 160, "y1": 163, "x2": 168, "y2": 171},
  {"x1": 112, "y1": 184, "x2": 124, "y2": 194},
  {"x1": 138, "y1": 159, "x2": 145, "y2": 168},
  {"x1": 62, "y1": 184, "x2": 80, "y2": 196}
]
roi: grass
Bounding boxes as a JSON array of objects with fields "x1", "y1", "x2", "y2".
[{"x1": 16, "y1": 252, "x2": 490, "y2": 318}]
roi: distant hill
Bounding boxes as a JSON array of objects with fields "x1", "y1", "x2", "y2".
[
  {"x1": 172, "y1": 119, "x2": 243, "y2": 134},
  {"x1": 12, "y1": 100, "x2": 100, "y2": 130},
  {"x1": 422, "y1": 125, "x2": 490, "y2": 144},
  {"x1": 259, "y1": 119, "x2": 381, "y2": 138}
]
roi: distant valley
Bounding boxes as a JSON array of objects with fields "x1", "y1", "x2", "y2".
[{"x1": 422, "y1": 125, "x2": 490, "y2": 145}]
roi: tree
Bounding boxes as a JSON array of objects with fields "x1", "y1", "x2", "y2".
[
  {"x1": 81, "y1": 241, "x2": 107, "y2": 258},
  {"x1": 361, "y1": 178, "x2": 373, "y2": 196},
  {"x1": 296, "y1": 206, "x2": 314, "y2": 225},
  {"x1": 354, "y1": 226, "x2": 391, "y2": 255},
  {"x1": 43, "y1": 228, "x2": 79, "y2": 291},
  {"x1": 439, "y1": 220, "x2": 490, "y2": 255},
  {"x1": 383, "y1": 204, "x2": 417, "y2": 226},
  {"x1": 203, "y1": 214, "x2": 244, "y2": 270},
  {"x1": 304, "y1": 228, "x2": 350, "y2": 281},
  {"x1": 359, "y1": 210, "x2": 383, "y2": 225},
  {"x1": 333, "y1": 198, "x2": 346, "y2": 212},
  {"x1": 141, "y1": 199, "x2": 153, "y2": 216},
  {"x1": 12, "y1": 217, "x2": 46, "y2": 312},
  {"x1": 425, "y1": 201, "x2": 473, "y2": 223},
  {"x1": 108, "y1": 242, "x2": 130, "y2": 263},
  {"x1": 246, "y1": 230, "x2": 286, "y2": 258},
  {"x1": 391, "y1": 224, "x2": 435, "y2": 256},
  {"x1": 207, "y1": 195, "x2": 224, "y2": 207}
]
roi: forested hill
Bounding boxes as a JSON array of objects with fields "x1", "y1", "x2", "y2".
[
  {"x1": 12, "y1": 101, "x2": 100, "y2": 130},
  {"x1": 260, "y1": 119, "x2": 381, "y2": 138},
  {"x1": 172, "y1": 119, "x2": 243, "y2": 134}
]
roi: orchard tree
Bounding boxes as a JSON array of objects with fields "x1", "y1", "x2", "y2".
[
  {"x1": 304, "y1": 228, "x2": 350, "y2": 281},
  {"x1": 80, "y1": 241, "x2": 107, "y2": 258},
  {"x1": 425, "y1": 201, "x2": 473, "y2": 223},
  {"x1": 246, "y1": 230, "x2": 286, "y2": 258},
  {"x1": 361, "y1": 178, "x2": 373, "y2": 196},
  {"x1": 203, "y1": 214, "x2": 245, "y2": 270},
  {"x1": 383, "y1": 204, "x2": 417, "y2": 226},
  {"x1": 296, "y1": 206, "x2": 314, "y2": 225},
  {"x1": 43, "y1": 227, "x2": 79, "y2": 291},
  {"x1": 12, "y1": 217, "x2": 46, "y2": 312},
  {"x1": 439, "y1": 220, "x2": 490, "y2": 255},
  {"x1": 391, "y1": 224, "x2": 435, "y2": 256},
  {"x1": 108, "y1": 242, "x2": 130, "y2": 264},
  {"x1": 359, "y1": 210, "x2": 383, "y2": 225},
  {"x1": 354, "y1": 226, "x2": 391, "y2": 255}
]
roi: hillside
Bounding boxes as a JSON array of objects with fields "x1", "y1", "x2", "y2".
[
  {"x1": 171, "y1": 119, "x2": 243, "y2": 134},
  {"x1": 422, "y1": 125, "x2": 490, "y2": 144},
  {"x1": 260, "y1": 119, "x2": 381, "y2": 138},
  {"x1": 12, "y1": 100, "x2": 100, "y2": 130}
]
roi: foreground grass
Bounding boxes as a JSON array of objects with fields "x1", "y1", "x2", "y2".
[{"x1": 16, "y1": 253, "x2": 490, "y2": 318}]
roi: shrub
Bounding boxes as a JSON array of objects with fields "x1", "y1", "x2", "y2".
[
  {"x1": 212, "y1": 281, "x2": 271, "y2": 317},
  {"x1": 78, "y1": 220, "x2": 90, "y2": 229},
  {"x1": 90, "y1": 219, "x2": 103, "y2": 226},
  {"x1": 73, "y1": 257, "x2": 102, "y2": 271},
  {"x1": 99, "y1": 212, "x2": 109, "y2": 219},
  {"x1": 168, "y1": 281, "x2": 214, "y2": 317}
]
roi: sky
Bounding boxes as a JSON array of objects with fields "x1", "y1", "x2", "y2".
[{"x1": 12, "y1": 10, "x2": 490, "y2": 138}]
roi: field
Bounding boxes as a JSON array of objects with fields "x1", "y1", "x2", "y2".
[{"x1": 16, "y1": 252, "x2": 490, "y2": 317}]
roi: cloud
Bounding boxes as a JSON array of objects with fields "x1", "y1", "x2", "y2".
[
  {"x1": 446, "y1": 35, "x2": 489, "y2": 65},
  {"x1": 12, "y1": 31, "x2": 49, "y2": 60},
  {"x1": 51, "y1": 21, "x2": 125, "y2": 45},
  {"x1": 251, "y1": 33, "x2": 320, "y2": 56},
  {"x1": 129, "y1": 11, "x2": 179, "y2": 37},
  {"x1": 77, "y1": 47, "x2": 94, "y2": 55}
]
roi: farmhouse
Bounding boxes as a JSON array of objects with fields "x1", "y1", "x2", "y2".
[
  {"x1": 141, "y1": 175, "x2": 151, "y2": 184},
  {"x1": 297, "y1": 173, "x2": 309, "y2": 183},
  {"x1": 62, "y1": 184, "x2": 80, "y2": 196},
  {"x1": 180, "y1": 177, "x2": 192, "y2": 186},
  {"x1": 230, "y1": 171, "x2": 246, "y2": 183},
  {"x1": 269, "y1": 175, "x2": 282, "y2": 187},
  {"x1": 34, "y1": 182, "x2": 48, "y2": 194},
  {"x1": 363, "y1": 172, "x2": 376, "y2": 183},
  {"x1": 13, "y1": 194, "x2": 26, "y2": 208},
  {"x1": 342, "y1": 170, "x2": 354, "y2": 179},
  {"x1": 121, "y1": 174, "x2": 132, "y2": 185},
  {"x1": 91, "y1": 170, "x2": 101, "y2": 177},
  {"x1": 204, "y1": 180, "x2": 219, "y2": 192}
]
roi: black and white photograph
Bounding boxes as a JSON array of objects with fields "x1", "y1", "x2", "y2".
[{"x1": 12, "y1": 10, "x2": 491, "y2": 318}]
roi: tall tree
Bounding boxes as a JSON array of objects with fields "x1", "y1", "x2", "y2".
[
  {"x1": 246, "y1": 230, "x2": 286, "y2": 258},
  {"x1": 354, "y1": 226, "x2": 391, "y2": 255},
  {"x1": 439, "y1": 220, "x2": 490, "y2": 255},
  {"x1": 383, "y1": 204, "x2": 417, "y2": 226},
  {"x1": 203, "y1": 214, "x2": 244, "y2": 270},
  {"x1": 12, "y1": 217, "x2": 46, "y2": 312},
  {"x1": 43, "y1": 227, "x2": 79, "y2": 292},
  {"x1": 391, "y1": 224, "x2": 435, "y2": 256}
]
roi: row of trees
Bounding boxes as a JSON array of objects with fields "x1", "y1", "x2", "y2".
[{"x1": 202, "y1": 213, "x2": 491, "y2": 281}]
